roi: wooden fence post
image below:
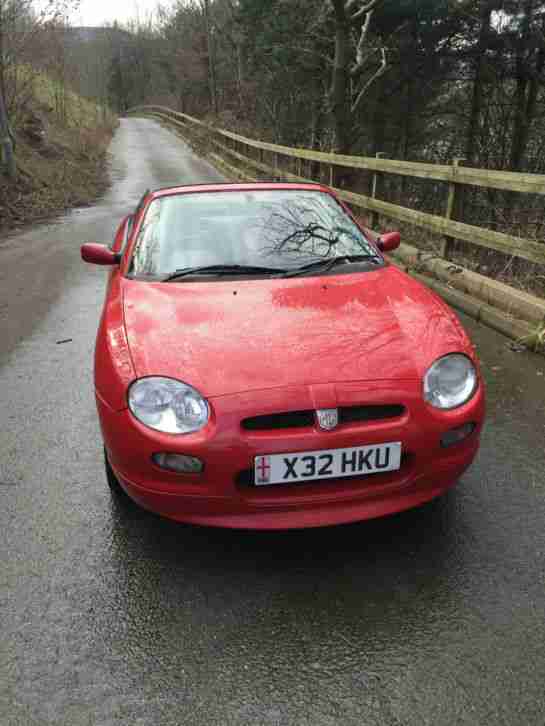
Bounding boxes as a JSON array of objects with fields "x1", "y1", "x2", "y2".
[
  {"x1": 371, "y1": 152, "x2": 386, "y2": 229},
  {"x1": 440, "y1": 158, "x2": 466, "y2": 259}
]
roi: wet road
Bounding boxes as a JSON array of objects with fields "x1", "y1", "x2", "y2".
[{"x1": 2, "y1": 118, "x2": 545, "y2": 726}]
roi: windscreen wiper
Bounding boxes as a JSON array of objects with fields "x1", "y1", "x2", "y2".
[
  {"x1": 163, "y1": 264, "x2": 289, "y2": 281},
  {"x1": 282, "y1": 254, "x2": 382, "y2": 278}
]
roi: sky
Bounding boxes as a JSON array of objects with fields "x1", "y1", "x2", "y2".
[{"x1": 72, "y1": 0, "x2": 170, "y2": 27}]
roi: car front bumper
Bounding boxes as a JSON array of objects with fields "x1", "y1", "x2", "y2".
[{"x1": 97, "y1": 380, "x2": 485, "y2": 529}]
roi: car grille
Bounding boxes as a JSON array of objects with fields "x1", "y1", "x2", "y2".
[
  {"x1": 242, "y1": 410, "x2": 315, "y2": 430},
  {"x1": 241, "y1": 404, "x2": 405, "y2": 432},
  {"x1": 339, "y1": 404, "x2": 405, "y2": 424}
]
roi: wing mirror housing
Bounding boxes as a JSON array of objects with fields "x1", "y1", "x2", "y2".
[
  {"x1": 81, "y1": 243, "x2": 120, "y2": 266},
  {"x1": 377, "y1": 231, "x2": 401, "y2": 253}
]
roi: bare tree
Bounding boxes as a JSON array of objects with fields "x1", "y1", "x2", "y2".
[
  {"x1": 510, "y1": 0, "x2": 545, "y2": 172},
  {"x1": 464, "y1": 1, "x2": 499, "y2": 166},
  {"x1": 0, "y1": 0, "x2": 80, "y2": 180},
  {"x1": 201, "y1": 0, "x2": 218, "y2": 115},
  {"x1": 328, "y1": 0, "x2": 387, "y2": 154}
]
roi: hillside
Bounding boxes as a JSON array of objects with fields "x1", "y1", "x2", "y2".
[{"x1": 0, "y1": 71, "x2": 116, "y2": 235}]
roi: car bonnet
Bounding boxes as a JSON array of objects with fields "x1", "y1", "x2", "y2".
[{"x1": 121, "y1": 266, "x2": 468, "y2": 398}]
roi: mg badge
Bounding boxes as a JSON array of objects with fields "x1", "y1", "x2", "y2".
[{"x1": 316, "y1": 408, "x2": 339, "y2": 431}]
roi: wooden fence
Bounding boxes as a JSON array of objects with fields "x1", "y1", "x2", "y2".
[{"x1": 129, "y1": 105, "x2": 545, "y2": 268}]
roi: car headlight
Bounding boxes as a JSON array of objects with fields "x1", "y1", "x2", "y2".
[
  {"x1": 128, "y1": 377, "x2": 209, "y2": 434},
  {"x1": 423, "y1": 354, "x2": 477, "y2": 410}
]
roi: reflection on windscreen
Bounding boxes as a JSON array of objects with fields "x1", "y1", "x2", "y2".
[{"x1": 130, "y1": 190, "x2": 376, "y2": 276}]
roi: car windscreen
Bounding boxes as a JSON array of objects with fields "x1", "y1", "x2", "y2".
[{"x1": 129, "y1": 189, "x2": 379, "y2": 277}]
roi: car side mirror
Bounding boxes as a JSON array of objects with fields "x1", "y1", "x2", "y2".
[
  {"x1": 81, "y1": 243, "x2": 120, "y2": 266},
  {"x1": 377, "y1": 231, "x2": 401, "y2": 253}
]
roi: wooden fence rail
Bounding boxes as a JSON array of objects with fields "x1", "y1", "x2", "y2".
[{"x1": 129, "y1": 105, "x2": 545, "y2": 267}]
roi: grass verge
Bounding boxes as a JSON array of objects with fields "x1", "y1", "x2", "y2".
[{"x1": 1, "y1": 73, "x2": 117, "y2": 235}]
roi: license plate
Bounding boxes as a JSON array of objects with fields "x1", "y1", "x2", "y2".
[{"x1": 254, "y1": 442, "x2": 402, "y2": 486}]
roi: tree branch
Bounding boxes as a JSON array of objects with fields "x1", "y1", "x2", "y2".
[
  {"x1": 351, "y1": 47, "x2": 387, "y2": 113},
  {"x1": 351, "y1": 20, "x2": 407, "y2": 77},
  {"x1": 354, "y1": 8, "x2": 374, "y2": 67},
  {"x1": 348, "y1": 0, "x2": 381, "y2": 23}
]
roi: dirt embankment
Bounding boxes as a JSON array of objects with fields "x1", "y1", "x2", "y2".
[{"x1": 1, "y1": 105, "x2": 116, "y2": 235}]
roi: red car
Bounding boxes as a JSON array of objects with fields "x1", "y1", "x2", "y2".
[{"x1": 82, "y1": 182, "x2": 485, "y2": 529}]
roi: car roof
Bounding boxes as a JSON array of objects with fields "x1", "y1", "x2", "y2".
[{"x1": 149, "y1": 182, "x2": 335, "y2": 200}]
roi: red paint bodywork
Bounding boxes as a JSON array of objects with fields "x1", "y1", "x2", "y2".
[
  {"x1": 81, "y1": 243, "x2": 119, "y2": 266},
  {"x1": 378, "y1": 231, "x2": 401, "y2": 253},
  {"x1": 88, "y1": 182, "x2": 485, "y2": 529}
]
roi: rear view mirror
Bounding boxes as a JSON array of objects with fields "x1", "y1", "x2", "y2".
[
  {"x1": 81, "y1": 243, "x2": 120, "y2": 266},
  {"x1": 377, "y1": 232, "x2": 401, "y2": 253}
]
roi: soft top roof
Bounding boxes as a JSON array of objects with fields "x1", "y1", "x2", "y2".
[{"x1": 149, "y1": 182, "x2": 334, "y2": 200}]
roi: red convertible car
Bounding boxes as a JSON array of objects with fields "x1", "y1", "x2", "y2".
[{"x1": 82, "y1": 182, "x2": 485, "y2": 529}]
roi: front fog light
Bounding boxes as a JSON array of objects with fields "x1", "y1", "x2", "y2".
[
  {"x1": 441, "y1": 423, "x2": 476, "y2": 448},
  {"x1": 152, "y1": 453, "x2": 204, "y2": 474}
]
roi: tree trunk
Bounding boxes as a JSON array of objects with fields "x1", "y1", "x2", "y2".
[
  {"x1": 400, "y1": 17, "x2": 418, "y2": 202},
  {"x1": 505, "y1": 1, "x2": 544, "y2": 221},
  {"x1": 330, "y1": 1, "x2": 351, "y2": 155},
  {"x1": 510, "y1": 0, "x2": 535, "y2": 173},
  {"x1": 236, "y1": 40, "x2": 244, "y2": 112},
  {"x1": 202, "y1": 0, "x2": 218, "y2": 115},
  {"x1": 0, "y1": 85, "x2": 16, "y2": 180},
  {"x1": 465, "y1": 2, "x2": 494, "y2": 165},
  {"x1": 523, "y1": 38, "x2": 545, "y2": 168}
]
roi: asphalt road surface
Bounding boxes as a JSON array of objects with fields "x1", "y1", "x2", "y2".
[{"x1": 2, "y1": 118, "x2": 545, "y2": 726}]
